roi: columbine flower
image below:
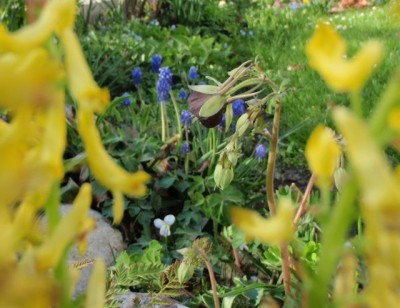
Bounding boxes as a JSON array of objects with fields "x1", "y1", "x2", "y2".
[
  {"x1": 232, "y1": 99, "x2": 246, "y2": 117},
  {"x1": 132, "y1": 67, "x2": 142, "y2": 85},
  {"x1": 151, "y1": 54, "x2": 162, "y2": 73},
  {"x1": 181, "y1": 110, "x2": 192, "y2": 126},
  {"x1": 122, "y1": 92, "x2": 131, "y2": 107},
  {"x1": 178, "y1": 88, "x2": 187, "y2": 100},
  {"x1": 255, "y1": 144, "x2": 267, "y2": 159},
  {"x1": 305, "y1": 22, "x2": 383, "y2": 93},
  {"x1": 188, "y1": 66, "x2": 199, "y2": 81},
  {"x1": 181, "y1": 141, "x2": 191, "y2": 155},
  {"x1": 157, "y1": 67, "x2": 173, "y2": 103},
  {"x1": 154, "y1": 214, "x2": 176, "y2": 237}
]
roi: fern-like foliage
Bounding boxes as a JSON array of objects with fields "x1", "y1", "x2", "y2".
[{"x1": 113, "y1": 261, "x2": 167, "y2": 288}]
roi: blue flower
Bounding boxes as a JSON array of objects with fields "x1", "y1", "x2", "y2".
[
  {"x1": 181, "y1": 110, "x2": 192, "y2": 126},
  {"x1": 122, "y1": 92, "x2": 132, "y2": 107},
  {"x1": 188, "y1": 66, "x2": 199, "y2": 81},
  {"x1": 232, "y1": 99, "x2": 246, "y2": 117},
  {"x1": 150, "y1": 19, "x2": 159, "y2": 26},
  {"x1": 240, "y1": 29, "x2": 246, "y2": 36},
  {"x1": 157, "y1": 67, "x2": 173, "y2": 103},
  {"x1": 255, "y1": 144, "x2": 268, "y2": 159},
  {"x1": 248, "y1": 30, "x2": 254, "y2": 36},
  {"x1": 170, "y1": 24, "x2": 176, "y2": 30},
  {"x1": 134, "y1": 35, "x2": 141, "y2": 42},
  {"x1": 178, "y1": 88, "x2": 187, "y2": 100},
  {"x1": 181, "y1": 141, "x2": 191, "y2": 155},
  {"x1": 132, "y1": 67, "x2": 142, "y2": 85},
  {"x1": 198, "y1": 81, "x2": 206, "y2": 85},
  {"x1": 288, "y1": 2, "x2": 301, "y2": 11},
  {"x1": 151, "y1": 54, "x2": 163, "y2": 73}
]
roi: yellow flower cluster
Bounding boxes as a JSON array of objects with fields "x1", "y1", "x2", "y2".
[
  {"x1": 0, "y1": 0, "x2": 149, "y2": 306},
  {"x1": 306, "y1": 22, "x2": 400, "y2": 306}
]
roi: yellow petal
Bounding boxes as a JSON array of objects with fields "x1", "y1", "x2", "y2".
[
  {"x1": 230, "y1": 198, "x2": 294, "y2": 244},
  {"x1": 77, "y1": 109, "x2": 150, "y2": 198},
  {"x1": 333, "y1": 107, "x2": 400, "y2": 209},
  {"x1": 306, "y1": 23, "x2": 383, "y2": 92},
  {"x1": 305, "y1": 124, "x2": 341, "y2": 179},
  {"x1": 61, "y1": 30, "x2": 109, "y2": 114},
  {"x1": 35, "y1": 184, "x2": 94, "y2": 270},
  {"x1": 388, "y1": 107, "x2": 400, "y2": 132},
  {"x1": 85, "y1": 259, "x2": 106, "y2": 308},
  {"x1": 0, "y1": 0, "x2": 76, "y2": 53},
  {"x1": 112, "y1": 190, "x2": 124, "y2": 225}
]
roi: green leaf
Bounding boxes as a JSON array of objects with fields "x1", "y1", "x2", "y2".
[
  {"x1": 188, "y1": 84, "x2": 219, "y2": 94},
  {"x1": 199, "y1": 95, "x2": 225, "y2": 117},
  {"x1": 158, "y1": 176, "x2": 176, "y2": 189}
]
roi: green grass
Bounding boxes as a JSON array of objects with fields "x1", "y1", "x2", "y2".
[{"x1": 245, "y1": 3, "x2": 400, "y2": 166}]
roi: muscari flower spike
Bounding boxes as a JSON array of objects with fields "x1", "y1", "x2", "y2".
[
  {"x1": 232, "y1": 99, "x2": 246, "y2": 117},
  {"x1": 122, "y1": 92, "x2": 131, "y2": 107},
  {"x1": 178, "y1": 88, "x2": 187, "y2": 100},
  {"x1": 255, "y1": 144, "x2": 267, "y2": 159},
  {"x1": 132, "y1": 67, "x2": 142, "y2": 85},
  {"x1": 151, "y1": 54, "x2": 162, "y2": 73},
  {"x1": 181, "y1": 110, "x2": 192, "y2": 126},
  {"x1": 188, "y1": 66, "x2": 199, "y2": 81},
  {"x1": 157, "y1": 67, "x2": 173, "y2": 103},
  {"x1": 181, "y1": 141, "x2": 191, "y2": 155},
  {"x1": 154, "y1": 214, "x2": 176, "y2": 237}
]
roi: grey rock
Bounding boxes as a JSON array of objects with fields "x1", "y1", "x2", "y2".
[
  {"x1": 115, "y1": 292, "x2": 188, "y2": 308},
  {"x1": 42, "y1": 205, "x2": 125, "y2": 295}
]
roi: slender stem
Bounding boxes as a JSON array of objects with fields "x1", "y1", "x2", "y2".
[
  {"x1": 207, "y1": 128, "x2": 218, "y2": 176},
  {"x1": 266, "y1": 99, "x2": 281, "y2": 215},
  {"x1": 307, "y1": 175, "x2": 358, "y2": 308},
  {"x1": 45, "y1": 181, "x2": 61, "y2": 234},
  {"x1": 350, "y1": 91, "x2": 363, "y2": 117},
  {"x1": 232, "y1": 248, "x2": 243, "y2": 277},
  {"x1": 294, "y1": 174, "x2": 316, "y2": 225},
  {"x1": 265, "y1": 99, "x2": 292, "y2": 295},
  {"x1": 170, "y1": 91, "x2": 182, "y2": 139},
  {"x1": 198, "y1": 250, "x2": 220, "y2": 308}
]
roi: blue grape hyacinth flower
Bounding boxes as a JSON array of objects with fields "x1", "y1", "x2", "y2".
[
  {"x1": 151, "y1": 54, "x2": 163, "y2": 73},
  {"x1": 188, "y1": 66, "x2": 199, "y2": 81},
  {"x1": 132, "y1": 67, "x2": 142, "y2": 85},
  {"x1": 181, "y1": 110, "x2": 192, "y2": 126},
  {"x1": 157, "y1": 67, "x2": 173, "y2": 103},
  {"x1": 232, "y1": 99, "x2": 246, "y2": 117},
  {"x1": 181, "y1": 141, "x2": 191, "y2": 155},
  {"x1": 178, "y1": 88, "x2": 187, "y2": 100},
  {"x1": 122, "y1": 92, "x2": 132, "y2": 107},
  {"x1": 255, "y1": 144, "x2": 268, "y2": 159}
]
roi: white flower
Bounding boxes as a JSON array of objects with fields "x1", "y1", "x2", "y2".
[{"x1": 154, "y1": 214, "x2": 176, "y2": 237}]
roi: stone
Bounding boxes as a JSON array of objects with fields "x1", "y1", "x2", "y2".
[
  {"x1": 42, "y1": 205, "x2": 126, "y2": 296},
  {"x1": 115, "y1": 292, "x2": 188, "y2": 308}
]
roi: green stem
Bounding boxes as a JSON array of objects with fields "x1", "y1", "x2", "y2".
[
  {"x1": 184, "y1": 154, "x2": 189, "y2": 176},
  {"x1": 207, "y1": 128, "x2": 218, "y2": 176},
  {"x1": 54, "y1": 245, "x2": 73, "y2": 308},
  {"x1": 160, "y1": 103, "x2": 167, "y2": 142},
  {"x1": 350, "y1": 91, "x2": 363, "y2": 118},
  {"x1": 45, "y1": 181, "x2": 61, "y2": 234},
  {"x1": 170, "y1": 90, "x2": 182, "y2": 139},
  {"x1": 307, "y1": 175, "x2": 358, "y2": 308}
]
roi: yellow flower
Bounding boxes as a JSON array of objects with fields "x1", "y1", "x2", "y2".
[
  {"x1": 305, "y1": 124, "x2": 341, "y2": 180},
  {"x1": 61, "y1": 29, "x2": 110, "y2": 114},
  {"x1": 34, "y1": 184, "x2": 95, "y2": 270},
  {"x1": 230, "y1": 198, "x2": 294, "y2": 244},
  {"x1": 85, "y1": 259, "x2": 106, "y2": 308},
  {"x1": 388, "y1": 107, "x2": 400, "y2": 132},
  {"x1": 306, "y1": 22, "x2": 383, "y2": 92},
  {"x1": 0, "y1": 0, "x2": 76, "y2": 53},
  {"x1": 77, "y1": 110, "x2": 150, "y2": 224}
]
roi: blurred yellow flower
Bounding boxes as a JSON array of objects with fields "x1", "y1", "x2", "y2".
[
  {"x1": 306, "y1": 22, "x2": 383, "y2": 92},
  {"x1": 230, "y1": 198, "x2": 294, "y2": 244},
  {"x1": 77, "y1": 110, "x2": 150, "y2": 224},
  {"x1": 388, "y1": 107, "x2": 400, "y2": 132},
  {"x1": 85, "y1": 259, "x2": 106, "y2": 308},
  {"x1": 305, "y1": 124, "x2": 341, "y2": 180}
]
